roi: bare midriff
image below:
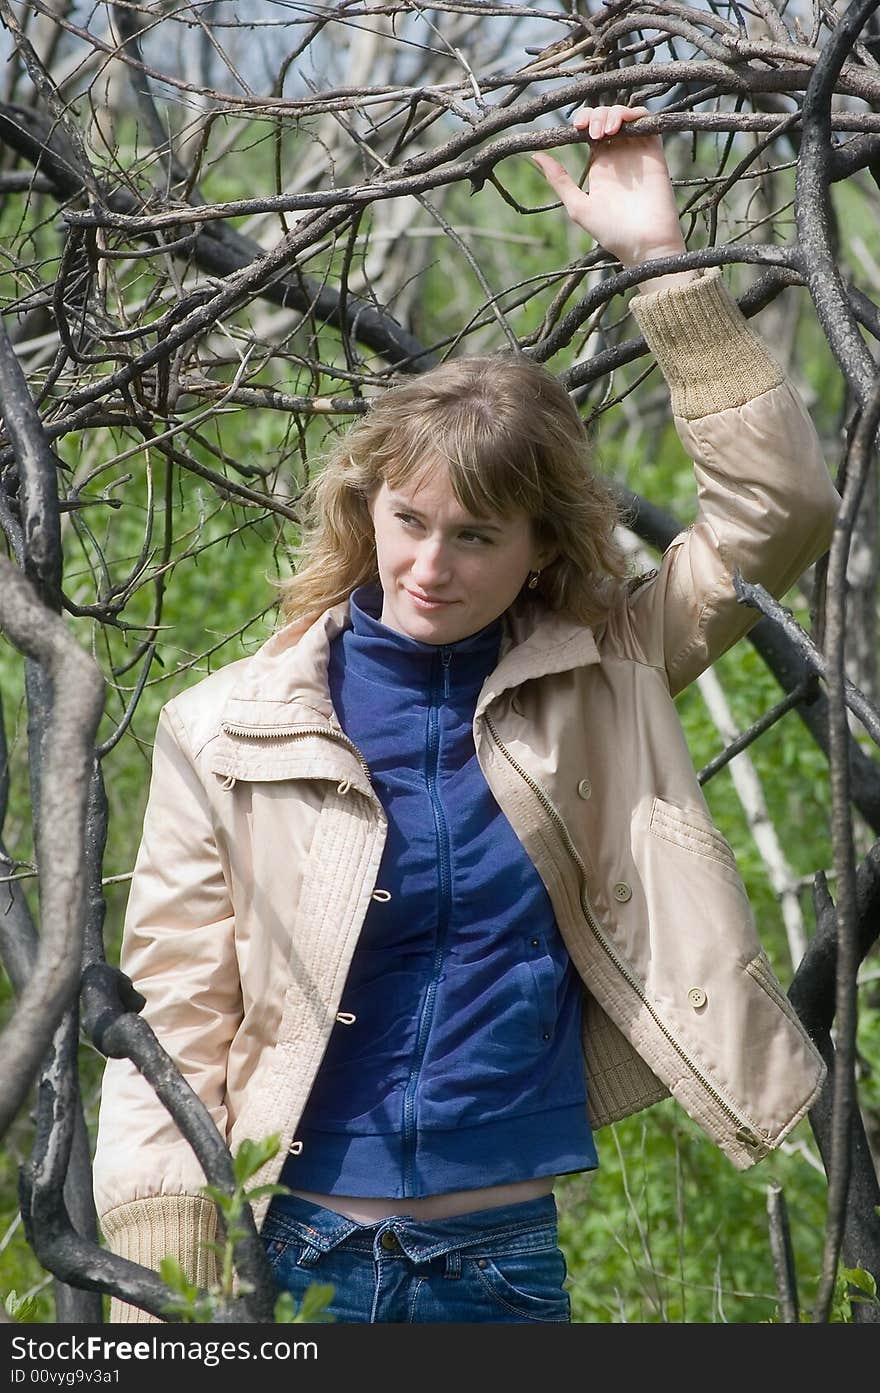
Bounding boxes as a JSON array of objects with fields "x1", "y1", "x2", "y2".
[{"x1": 289, "y1": 1175, "x2": 555, "y2": 1223}]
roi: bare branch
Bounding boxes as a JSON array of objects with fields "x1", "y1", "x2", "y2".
[{"x1": 0, "y1": 559, "x2": 104, "y2": 1140}]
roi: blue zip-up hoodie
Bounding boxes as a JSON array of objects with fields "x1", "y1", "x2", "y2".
[{"x1": 282, "y1": 585, "x2": 597, "y2": 1197}]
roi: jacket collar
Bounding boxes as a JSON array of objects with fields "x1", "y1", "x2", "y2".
[
  {"x1": 219, "y1": 602, "x2": 348, "y2": 730},
  {"x1": 475, "y1": 602, "x2": 600, "y2": 719},
  {"x1": 211, "y1": 597, "x2": 600, "y2": 785},
  {"x1": 222, "y1": 598, "x2": 599, "y2": 710}
]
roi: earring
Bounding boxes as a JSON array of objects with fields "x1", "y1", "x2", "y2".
[{"x1": 527, "y1": 570, "x2": 541, "y2": 590}]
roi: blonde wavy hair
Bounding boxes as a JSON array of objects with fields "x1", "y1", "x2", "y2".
[{"x1": 276, "y1": 354, "x2": 629, "y2": 628}]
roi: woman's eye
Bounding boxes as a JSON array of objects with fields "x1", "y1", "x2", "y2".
[
  {"x1": 460, "y1": 531, "x2": 492, "y2": 545},
  {"x1": 395, "y1": 512, "x2": 420, "y2": 527}
]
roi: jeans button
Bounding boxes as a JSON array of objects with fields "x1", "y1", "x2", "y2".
[{"x1": 380, "y1": 1230, "x2": 399, "y2": 1251}]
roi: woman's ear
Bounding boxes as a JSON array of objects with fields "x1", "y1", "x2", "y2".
[{"x1": 531, "y1": 520, "x2": 558, "y2": 575}]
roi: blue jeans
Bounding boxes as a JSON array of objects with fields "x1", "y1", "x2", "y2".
[{"x1": 261, "y1": 1191, "x2": 571, "y2": 1323}]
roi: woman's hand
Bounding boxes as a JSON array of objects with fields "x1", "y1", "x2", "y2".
[{"x1": 531, "y1": 104, "x2": 696, "y2": 292}]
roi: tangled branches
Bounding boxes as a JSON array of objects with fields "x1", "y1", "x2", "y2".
[{"x1": 1, "y1": 0, "x2": 880, "y2": 1324}]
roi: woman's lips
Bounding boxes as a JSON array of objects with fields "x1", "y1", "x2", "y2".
[{"x1": 406, "y1": 589, "x2": 457, "y2": 609}]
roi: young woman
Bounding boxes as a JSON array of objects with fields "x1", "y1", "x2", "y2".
[{"x1": 93, "y1": 106, "x2": 839, "y2": 1323}]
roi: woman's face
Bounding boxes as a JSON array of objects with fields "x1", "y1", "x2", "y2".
[{"x1": 368, "y1": 468, "x2": 549, "y2": 645}]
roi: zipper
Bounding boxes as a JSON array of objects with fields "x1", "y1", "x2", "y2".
[
  {"x1": 221, "y1": 720, "x2": 373, "y2": 783},
  {"x1": 440, "y1": 645, "x2": 452, "y2": 699},
  {"x1": 402, "y1": 648, "x2": 454, "y2": 1193},
  {"x1": 483, "y1": 713, "x2": 767, "y2": 1152}
]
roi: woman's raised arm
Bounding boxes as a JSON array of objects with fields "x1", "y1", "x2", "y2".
[{"x1": 531, "y1": 105, "x2": 840, "y2": 695}]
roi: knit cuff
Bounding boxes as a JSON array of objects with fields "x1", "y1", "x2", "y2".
[
  {"x1": 629, "y1": 268, "x2": 785, "y2": 420},
  {"x1": 100, "y1": 1194, "x2": 220, "y2": 1324}
]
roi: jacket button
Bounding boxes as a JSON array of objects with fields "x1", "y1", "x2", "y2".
[
  {"x1": 380, "y1": 1231, "x2": 399, "y2": 1251},
  {"x1": 613, "y1": 881, "x2": 632, "y2": 902},
  {"x1": 577, "y1": 778, "x2": 592, "y2": 799},
  {"x1": 688, "y1": 987, "x2": 707, "y2": 1009}
]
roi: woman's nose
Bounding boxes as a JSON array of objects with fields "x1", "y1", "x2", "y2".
[{"x1": 411, "y1": 537, "x2": 452, "y2": 586}]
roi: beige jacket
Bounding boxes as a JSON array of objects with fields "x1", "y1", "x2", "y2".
[{"x1": 93, "y1": 270, "x2": 839, "y2": 1320}]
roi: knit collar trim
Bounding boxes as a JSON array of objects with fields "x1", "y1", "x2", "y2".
[{"x1": 338, "y1": 583, "x2": 502, "y2": 697}]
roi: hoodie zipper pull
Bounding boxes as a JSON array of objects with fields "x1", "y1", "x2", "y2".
[{"x1": 440, "y1": 646, "x2": 452, "y2": 699}]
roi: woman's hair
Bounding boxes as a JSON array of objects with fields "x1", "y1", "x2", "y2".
[{"x1": 276, "y1": 353, "x2": 629, "y2": 627}]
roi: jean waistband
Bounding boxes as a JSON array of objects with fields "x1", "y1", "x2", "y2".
[{"x1": 262, "y1": 1191, "x2": 559, "y2": 1264}]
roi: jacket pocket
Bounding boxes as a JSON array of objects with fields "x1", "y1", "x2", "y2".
[
  {"x1": 524, "y1": 933, "x2": 557, "y2": 1043},
  {"x1": 745, "y1": 949, "x2": 806, "y2": 1033},
  {"x1": 649, "y1": 796, "x2": 739, "y2": 873}
]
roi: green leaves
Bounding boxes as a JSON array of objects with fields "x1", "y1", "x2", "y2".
[
  {"x1": 158, "y1": 1257, "x2": 216, "y2": 1323},
  {"x1": 233, "y1": 1135, "x2": 283, "y2": 1187},
  {"x1": 843, "y1": 1266, "x2": 878, "y2": 1302},
  {"x1": 201, "y1": 1132, "x2": 283, "y2": 1235},
  {"x1": 3, "y1": 1289, "x2": 41, "y2": 1321},
  {"x1": 156, "y1": 1133, "x2": 336, "y2": 1323},
  {"x1": 273, "y1": 1284, "x2": 336, "y2": 1323}
]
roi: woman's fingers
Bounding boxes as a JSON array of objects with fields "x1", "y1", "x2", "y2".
[
  {"x1": 530, "y1": 102, "x2": 680, "y2": 263},
  {"x1": 571, "y1": 103, "x2": 650, "y2": 140},
  {"x1": 530, "y1": 151, "x2": 586, "y2": 213},
  {"x1": 530, "y1": 151, "x2": 574, "y2": 191},
  {"x1": 531, "y1": 106, "x2": 652, "y2": 191}
]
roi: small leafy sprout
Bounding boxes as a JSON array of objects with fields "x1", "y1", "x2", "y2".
[
  {"x1": 4, "y1": 1290, "x2": 41, "y2": 1322},
  {"x1": 201, "y1": 1133, "x2": 292, "y2": 1303},
  {"x1": 273, "y1": 1284, "x2": 336, "y2": 1323},
  {"x1": 158, "y1": 1258, "x2": 216, "y2": 1324},
  {"x1": 159, "y1": 1134, "x2": 335, "y2": 1322},
  {"x1": 843, "y1": 1266, "x2": 879, "y2": 1305}
]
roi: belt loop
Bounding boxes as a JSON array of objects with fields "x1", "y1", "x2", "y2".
[
  {"x1": 443, "y1": 1250, "x2": 462, "y2": 1279},
  {"x1": 297, "y1": 1243, "x2": 321, "y2": 1268}
]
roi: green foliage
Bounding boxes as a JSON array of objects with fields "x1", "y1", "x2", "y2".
[
  {"x1": 1, "y1": 97, "x2": 877, "y2": 1328},
  {"x1": 0, "y1": 1146, "x2": 53, "y2": 1324},
  {"x1": 820, "y1": 1266, "x2": 880, "y2": 1324},
  {"x1": 557, "y1": 1104, "x2": 828, "y2": 1323},
  {"x1": 3, "y1": 1289, "x2": 42, "y2": 1321},
  {"x1": 157, "y1": 1258, "x2": 216, "y2": 1325},
  {"x1": 272, "y1": 1285, "x2": 336, "y2": 1324},
  {"x1": 843, "y1": 1265, "x2": 878, "y2": 1303},
  {"x1": 158, "y1": 1134, "x2": 334, "y2": 1324}
]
